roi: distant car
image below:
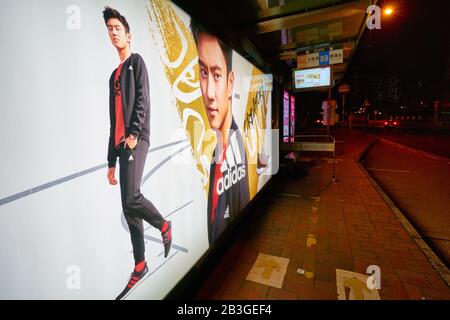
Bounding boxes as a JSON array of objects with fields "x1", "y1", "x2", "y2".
[{"x1": 384, "y1": 120, "x2": 398, "y2": 128}]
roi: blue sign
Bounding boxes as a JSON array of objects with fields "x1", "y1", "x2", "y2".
[{"x1": 319, "y1": 51, "x2": 330, "y2": 66}]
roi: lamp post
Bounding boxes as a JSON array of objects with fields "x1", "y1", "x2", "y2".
[
  {"x1": 339, "y1": 84, "x2": 350, "y2": 128},
  {"x1": 363, "y1": 98, "x2": 370, "y2": 135},
  {"x1": 382, "y1": 6, "x2": 394, "y2": 33}
]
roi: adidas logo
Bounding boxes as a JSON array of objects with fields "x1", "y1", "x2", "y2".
[
  {"x1": 216, "y1": 165, "x2": 246, "y2": 195},
  {"x1": 129, "y1": 65, "x2": 133, "y2": 71},
  {"x1": 224, "y1": 205, "x2": 230, "y2": 219},
  {"x1": 215, "y1": 131, "x2": 246, "y2": 196},
  {"x1": 129, "y1": 154, "x2": 134, "y2": 161}
]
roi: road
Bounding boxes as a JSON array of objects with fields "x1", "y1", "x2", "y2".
[
  {"x1": 362, "y1": 135, "x2": 450, "y2": 267},
  {"x1": 367, "y1": 128, "x2": 450, "y2": 159}
]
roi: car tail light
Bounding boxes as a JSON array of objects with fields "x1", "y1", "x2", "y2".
[
  {"x1": 393, "y1": 121, "x2": 398, "y2": 125},
  {"x1": 384, "y1": 122, "x2": 388, "y2": 125}
]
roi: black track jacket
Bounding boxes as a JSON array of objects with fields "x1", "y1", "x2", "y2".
[{"x1": 107, "y1": 53, "x2": 150, "y2": 168}]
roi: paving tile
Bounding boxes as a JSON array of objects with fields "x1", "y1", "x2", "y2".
[
  {"x1": 420, "y1": 287, "x2": 450, "y2": 300},
  {"x1": 240, "y1": 280, "x2": 270, "y2": 295},
  {"x1": 236, "y1": 287, "x2": 268, "y2": 300},
  {"x1": 403, "y1": 284, "x2": 425, "y2": 300},
  {"x1": 382, "y1": 278, "x2": 409, "y2": 299},
  {"x1": 218, "y1": 293, "x2": 242, "y2": 300},
  {"x1": 222, "y1": 277, "x2": 244, "y2": 296},
  {"x1": 285, "y1": 273, "x2": 315, "y2": 288},
  {"x1": 424, "y1": 273, "x2": 449, "y2": 291},
  {"x1": 314, "y1": 288, "x2": 338, "y2": 300},
  {"x1": 267, "y1": 287, "x2": 298, "y2": 300}
]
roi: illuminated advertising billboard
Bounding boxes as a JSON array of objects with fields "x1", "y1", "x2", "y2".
[
  {"x1": 283, "y1": 90, "x2": 290, "y2": 143},
  {"x1": 293, "y1": 66, "x2": 331, "y2": 91},
  {"x1": 290, "y1": 95, "x2": 295, "y2": 142},
  {"x1": 0, "y1": 0, "x2": 276, "y2": 299}
]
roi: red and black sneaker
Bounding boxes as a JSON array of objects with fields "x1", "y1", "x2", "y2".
[
  {"x1": 115, "y1": 263, "x2": 149, "y2": 300},
  {"x1": 161, "y1": 220, "x2": 172, "y2": 258}
]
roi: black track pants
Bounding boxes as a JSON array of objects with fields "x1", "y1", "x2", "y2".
[{"x1": 119, "y1": 138, "x2": 164, "y2": 263}]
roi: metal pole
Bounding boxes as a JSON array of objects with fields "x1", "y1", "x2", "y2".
[
  {"x1": 364, "y1": 107, "x2": 368, "y2": 135},
  {"x1": 342, "y1": 94, "x2": 346, "y2": 128},
  {"x1": 331, "y1": 136, "x2": 336, "y2": 181},
  {"x1": 327, "y1": 89, "x2": 331, "y2": 141}
]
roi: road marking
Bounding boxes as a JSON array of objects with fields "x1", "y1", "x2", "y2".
[
  {"x1": 327, "y1": 159, "x2": 344, "y2": 163},
  {"x1": 425, "y1": 154, "x2": 439, "y2": 160},
  {"x1": 336, "y1": 141, "x2": 344, "y2": 143},
  {"x1": 273, "y1": 192, "x2": 303, "y2": 198},
  {"x1": 246, "y1": 253, "x2": 289, "y2": 288},
  {"x1": 306, "y1": 234, "x2": 317, "y2": 247},
  {"x1": 311, "y1": 207, "x2": 319, "y2": 223},
  {"x1": 378, "y1": 137, "x2": 450, "y2": 163},
  {"x1": 336, "y1": 269, "x2": 381, "y2": 300},
  {"x1": 366, "y1": 168, "x2": 410, "y2": 173}
]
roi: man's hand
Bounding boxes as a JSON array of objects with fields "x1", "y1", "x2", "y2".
[
  {"x1": 125, "y1": 134, "x2": 137, "y2": 149},
  {"x1": 107, "y1": 167, "x2": 118, "y2": 185}
]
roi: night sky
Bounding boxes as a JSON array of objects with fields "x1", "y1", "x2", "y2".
[
  {"x1": 332, "y1": 0, "x2": 450, "y2": 118},
  {"x1": 349, "y1": 0, "x2": 449, "y2": 79}
]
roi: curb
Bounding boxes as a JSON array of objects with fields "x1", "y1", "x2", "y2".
[{"x1": 356, "y1": 135, "x2": 450, "y2": 288}]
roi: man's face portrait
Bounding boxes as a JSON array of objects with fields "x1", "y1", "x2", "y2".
[
  {"x1": 107, "y1": 18, "x2": 130, "y2": 50},
  {"x1": 197, "y1": 33, "x2": 234, "y2": 132}
]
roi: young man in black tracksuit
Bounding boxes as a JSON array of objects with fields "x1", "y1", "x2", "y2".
[
  {"x1": 190, "y1": 21, "x2": 250, "y2": 245},
  {"x1": 103, "y1": 7, "x2": 172, "y2": 300}
]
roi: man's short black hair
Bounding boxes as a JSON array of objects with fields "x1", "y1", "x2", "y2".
[
  {"x1": 103, "y1": 6, "x2": 130, "y2": 33},
  {"x1": 190, "y1": 19, "x2": 232, "y2": 74}
]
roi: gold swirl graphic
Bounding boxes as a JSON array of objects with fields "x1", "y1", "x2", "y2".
[
  {"x1": 147, "y1": 0, "x2": 215, "y2": 194},
  {"x1": 243, "y1": 68, "x2": 271, "y2": 199}
]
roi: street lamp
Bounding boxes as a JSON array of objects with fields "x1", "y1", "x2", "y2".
[{"x1": 384, "y1": 7, "x2": 394, "y2": 16}]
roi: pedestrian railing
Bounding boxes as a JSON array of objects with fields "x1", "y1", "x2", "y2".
[
  {"x1": 281, "y1": 135, "x2": 337, "y2": 196},
  {"x1": 292, "y1": 135, "x2": 336, "y2": 182}
]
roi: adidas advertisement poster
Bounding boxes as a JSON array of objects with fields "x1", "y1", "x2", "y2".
[{"x1": 0, "y1": 0, "x2": 276, "y2": 299}]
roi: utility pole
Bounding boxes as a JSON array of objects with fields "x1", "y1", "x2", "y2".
[
  {"x1": 338, "y1": 84, "x2": 350, "y2": 129},
  {"x1": 363, "y1": 98, "x2": 370, "y2": 135},
  {"x1": 342, "y1": 94, "x2": 346, "y2": 128},
  {"x1": 327, "y1": 88, "x2": 331, "y2": 140}
]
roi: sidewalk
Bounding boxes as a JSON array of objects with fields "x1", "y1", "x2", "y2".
[{"x1": 193, "y1": 129, "x2": 450, "y2": 300}]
